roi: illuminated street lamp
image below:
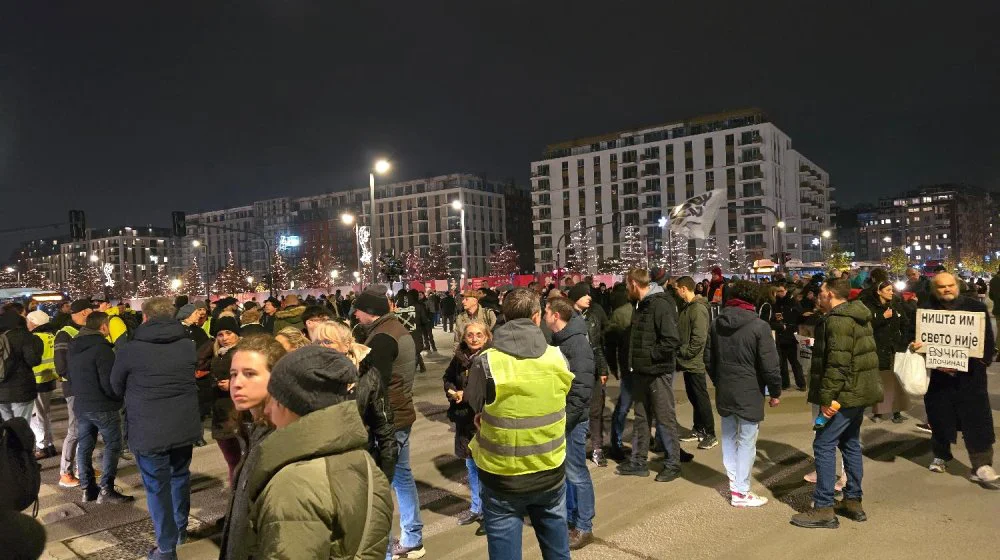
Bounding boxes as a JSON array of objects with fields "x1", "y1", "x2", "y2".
[
  {"x1": 452, "y1": 200, "x2": 468, "y2": 279},
  {"x1": 191, "y1": 239, "x2": 201, "y2": 248},
  {"x1": 368, "y1": 159, "x2": 391, "y2": 284},
  {"x1": 170, "y1": 278, "x2": 182, "y2": 291},
  {"x1": 89, "y1": 253, "x2": 99, "y2": 263},
  {"x1": 341, "y1": 213, "x2": 362, "y2": 288},
  {"x1": 821, "y1": 229, "x2": 832, "y2": 239}
]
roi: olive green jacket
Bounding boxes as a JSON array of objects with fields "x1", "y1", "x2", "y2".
[
  {"x1": 243, "y1": 401, "x2": 393, "y2": 560},
  {"x1": 808, "y1": 300, "x2": 883, "y2": 408}
]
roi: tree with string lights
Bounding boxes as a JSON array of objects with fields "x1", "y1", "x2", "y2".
[
  {"x1": 214, "y1": 250, "x2": 251, "y2": 294},
  {"x1": 136, "y1": 263, "x2": 171, "y2": 298},
  {"x1": 697, "y1": 236, "x2": 724, "y2": 274},
  {"x1": 488, "y1": 243, "x2": 520, "y2": 277},
  {"x1": 66, "y1": 260, "x2": 104, "y2": 299},
  {"x1": 19, "y1": 266, "x2": 53, "y2": 290},
  {"x1": 0, "y1": 267, "x2": 17, "y2": 289},
  {"x1": 565, "y1": 220, "x2": 596, "y2": 275},
  {"x1": 424, "y1": 244, "x2": 450, "y2": 280},
  {"x1": 401, "y1": 250, "x2": 424, "y2": 280},
  {"x1": 667, "y1": 231, "x2": 692, "y2": 275},
  {"x1": 270, "y1": 250, "x2": 290, "y2": 291},
  {"x1": 180, "y1": 258, "x2": 207, "y2": 297},
  {"x1": 620, "y1": 226, "x2": 648, "y2": 272},
  {"x1": 729, "y1": 239, "x2": 751, "y2": 275}
]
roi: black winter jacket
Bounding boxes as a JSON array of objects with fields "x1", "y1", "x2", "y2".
[
  {"x1": 551, "y1": 314, "x2": 595, "y2": 429},
  {"x1": 443, "y1": 343, "x2": 486, "y2": 459},
  {"x1": 628, "y1": 285, "x2": 680, "y2": 376},
  {"x1": 110, "y1": 318, "x2": 202, "y2": 454},
  {"x1": 581, "y1": 308, "x2": 609, "y2": 377},
  {"x1": 67, "y1": 329, "x2": 121, "y2": 413},
  {"x1": 353, "y1": 360, "x2": 398, "y2": 480},
  {"x1": 0, "y1": 313, "x2": 42, "y2": 404},
  {"x1": 440, "y1": 295, "x2": 457, "y2": 316},
  {"x1": 769, "y1": 294, "x2": 803, "y2": 344},
  {"x1": 861, "y1": 292, "x2": 912, "y2": 370},
  {"x1": 709, "y1": 306, "x2": 781, "y2": 423}
]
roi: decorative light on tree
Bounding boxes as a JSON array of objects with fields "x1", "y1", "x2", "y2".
[
  {"x1": 292, "y1": 257, "x2": 323, "y2": 289},
  {"x1": 402, "y1": 250, "x2": 424, "y2": 280},
  {"x1": 424, "y1": 244, "x2": 450, "y2": 280},
  {"x1": 565, "y1": 220, "x2": 596, "y2": 275},
  {"x1": 21, "y1": 266, "x2": 53, "y2": 290},
  {"x1": 598, "y1": 256, "x2": 625, "y2": 274},
  {"x1": 0, "y1": 267, "x2": 17, "y2": 289},
  {"x1": 667, "y1": 230, "x2": 692, "y2": 275},
  {"x1": 214, "y1": 250, "x2": 251, "y2": 294},
  {"x1": 620, "y1": 226, "x2": 647, "y2": 272},
  {"x1": 697, "y1": 236, "x2": 724, "y2": 273},
  {"x1": 180, "y1": 258, "x2": 207, "y2": 297},
  {"x1": 270, "y1": 249, "x2": 290, "y2": 291},
  {"x1": 487, "y1": 243, "x2": 520, "y2": 277},
  {"x1": 729, "y1": 239, "x2": 751, "y2": 275},
  {"x1": 67, "y1": 260, "x2": 104, "y2": 299}
]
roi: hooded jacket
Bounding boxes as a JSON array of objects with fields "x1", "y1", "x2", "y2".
[
  {"x1": 243, "y1": 401, "x2": 393, "y2": 560},
  {"x1": 110, "y1": 318, "x2": 202, "y2": 454},
  {"x1": 860, "y1": 291, "x2": 912, "y2": 370},
  {"x1": 67, "y1": 328, "x2": 121, "y2": 414},
  {"x1": 808, "y1": 300, "x2": 882, "y2": 409},
  {"x1": 271, "y1": 304, "x2": 306, "y2": 334},
  {"x1": 0, "y1": 313, "x2": 42, "y2": 404},
  {"x1": 551, "y1": 314, "x2": 595, "y2": 429},
  {"x1": 709, "y1": 306, "x2": 781, "y2": 422},
  {"x1": 464, "y1": 318, "x2": 570, "y2": 495},
  {"x1": 676, "y1": 295, "x2": 711, "y2": 374},
  {"x1": 628, "y1": 284, "x2": 680, "y2": 376}
]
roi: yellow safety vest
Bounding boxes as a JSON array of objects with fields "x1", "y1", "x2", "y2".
[
  {"x1": 469, "y1": 346, "x2": 574, "y2": 477},
  {"x1": 32, "y1": 332, "x2": 59, "y2": 384}
]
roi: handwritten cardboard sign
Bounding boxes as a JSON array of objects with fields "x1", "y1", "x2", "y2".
[{"x1": 915, "y1": 309, "x2": 986, "y2": 371}]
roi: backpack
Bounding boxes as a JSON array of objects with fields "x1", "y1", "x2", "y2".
[
  {"x1": 0, "y1": 332, "x2": 11, "y2": 383},
  {"x1": 0, "y1": 417, "x2": 42, "y2": 514}
]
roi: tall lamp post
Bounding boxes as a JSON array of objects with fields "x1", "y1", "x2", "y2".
[
  {"x1": 369, "y1": 159, "x2": 391, "y2": 285},
  {"x1": 774, "y1": 220, "x2": 786, "y2": 272},
  {"x1": 341, "y1": 213, "x2": 363, "y2": 290},
  {"x1": 812, "y1": 229, "x2": 832, "y2": 260},
  {"x1": 191, "y1": 239, "x2": 210, "y2": 299},
  {"x1": 451, "y1": 200, "x2": 468, "y2": 285}
]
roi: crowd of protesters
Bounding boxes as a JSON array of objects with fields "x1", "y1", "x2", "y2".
[{"x1": 0, "y1": 260, "x2": 997, "y2": 559}]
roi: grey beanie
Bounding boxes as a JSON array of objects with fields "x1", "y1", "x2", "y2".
[
  {"x1": 175, "y1": 303, "x2": 197, "y2": 320},
  {"x1": 267, "y1": 345, "x2": 358, "y2": 417}
]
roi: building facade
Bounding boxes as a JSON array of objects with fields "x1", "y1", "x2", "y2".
[{"x1": 529, "y1": 109, "x2": 835, "y2": 274}]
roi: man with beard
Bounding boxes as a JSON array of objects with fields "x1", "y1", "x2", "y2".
[{"x1": 913, "y1": 272, "x2": 998, "y2": 488}]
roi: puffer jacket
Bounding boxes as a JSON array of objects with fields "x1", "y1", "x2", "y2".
[
  {"x1": 271, "y1": 305, "x2": 306, "y2": 334},
  {"x1": 676, "y1": 295, "x2": 711, "y2": 374},
  {"x1": 628, "y1": 284, "x2": 680, "y2": 376},
  {"x1": 709, "y1": 306, "x2": 781, "y2": 422},
  {"x1": 0, "y1": 313, "x2": 42, "y2": 404},
  {"x1": 551, "y1": 314, "x2": 595, "y2": 429},
  {"x1": 860, "y1": 291, "x2": 912, "y2": 370},
  {"x1": 808, "y1": 300, "x2": 882, "y2": 408},
  {"x1": 244, "y1": 401, "x2": 393, "y2": 560}
]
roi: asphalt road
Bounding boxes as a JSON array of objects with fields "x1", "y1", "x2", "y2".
[{"x1": 36, "y1": 327, "x2": 1000, "y2": 559}]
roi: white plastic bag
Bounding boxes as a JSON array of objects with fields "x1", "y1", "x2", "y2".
[{"x1": 893, "y1": 350, "x2": 929, "y2": 396}]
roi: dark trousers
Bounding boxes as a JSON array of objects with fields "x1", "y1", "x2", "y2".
[
  {"x1": 631, "y1": 373, "x2": 681, "y2": 473},
  {"x1": 778, "y1": 340, "x2": 805, "y2": 388},
  {"x1": 588, "y1": 380, "x2": 606, "y2": 451},
  {"x1": 422, "y1": 326, "x2": 437, "y2": 352},
  {"x1": 611, "y1": 375, "x2": 671, "y2": 453},
  {"x1": 682, "y1": 370, "x2": 715, "y2": 437},
  {"x1": 442, "y1": 314, "x2": 455, "y2": 332},
  {"x1": 76, "y1": 409, "x2": 123, "y2": 491}
]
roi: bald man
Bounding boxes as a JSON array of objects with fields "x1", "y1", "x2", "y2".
[{"x1": 914, "y1": 272, "x2": 998, "y2": 489}]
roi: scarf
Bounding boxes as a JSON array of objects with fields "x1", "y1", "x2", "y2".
[{"x1": 725, "y1": 298, "x2": 756, "y2": 312}]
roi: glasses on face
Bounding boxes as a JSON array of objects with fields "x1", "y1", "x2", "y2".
[{"x1": 465, "y1": 332, "x2": 487, "y2": 340}]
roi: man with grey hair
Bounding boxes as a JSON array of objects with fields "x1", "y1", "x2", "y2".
[{"x1": 111, "y1": 297, "x2": 201, "y2": 560}]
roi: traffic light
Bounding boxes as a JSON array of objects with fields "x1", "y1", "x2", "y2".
[
  {"x1": 171, "y1": 211, "x2": 187, "y2": 237},
  {"x1": 69, "y1": 210, "x2": 86, "y2": 240}
]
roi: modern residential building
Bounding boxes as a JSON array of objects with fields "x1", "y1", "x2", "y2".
[
  {"x1": 13, "y1": 226, "x2": 178, "y2": 291},
  {"x1": 175, "y1": 172, "x2": 531, "y2": 285},
  {"x1": 529, "y1": 108, "x2": 835, "y2": 273},
  {"x1": 855, "y1": 184, "x2": 997, "y2": 264},
  {"x1": 835, "y1": 205, "x2": 877, "y2": 262}
]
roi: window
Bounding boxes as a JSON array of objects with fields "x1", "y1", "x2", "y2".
[
  {"x1": 623, "y1": 166, "x2": 638, "y2": 179},
  {"x1": 594, "y1": 186, "x2": 602, "y2": 213},
  {"x1": 593, "y1": 156, "x2": 601, "y2": 183}
]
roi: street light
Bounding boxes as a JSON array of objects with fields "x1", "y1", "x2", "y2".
[
  {"x1": 191, "y1": 239, "x2": 201, "y2": 248},
  {"x1": 776, "y1": 220, "x2": 786, "y2": 229},
  {"x1": 821, "y1": 230, "x2": 832, "y2": 239},
  {"x1": 89, "y1": 254, "x2": 99, "y2": 263},
  {"x1": 883, "y1": 236, "x2": 892, "y2": 243},
  {"x1": 330, "y1": 270, "x2": 339, "y2": 280},
  {"x1": 369, "y1": 159, "x2": 391, "y2": 285},
  {"x1": 452, "y1": 200, "x2": 469, "y2": 280},
  {"x1": 170, "y1": 278, "x2": 182, "y2": 291},
  {"x1": 341, "y1": 213, "x2": 362, "y2": 289}
]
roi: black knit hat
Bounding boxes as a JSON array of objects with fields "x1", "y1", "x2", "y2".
[
  {"x1": 567, "y1": 282, "x2": 591, "y2": 303},
  {"x1": 268, "y1": 345, "x2": 358, "y2": 417},
  {"x1": 214, "y1": 316, "x2": 241, "y2": 336},
  {"x1": 354, "y1": 284, "x2": 390, "y2": 316}
]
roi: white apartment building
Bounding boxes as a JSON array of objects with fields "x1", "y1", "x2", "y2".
[
  {"x1": 181, "y1": 205, "x2": 254, "y2": 287},
  {"x1": 360, "y1": 173, "x2": 512, "y2": 277},
  {"x1": 529, "y1": 109, "x2": 834, "y2": 273}
]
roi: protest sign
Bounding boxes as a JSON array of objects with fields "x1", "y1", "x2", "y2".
[{"x1": 914, "y1": 309, "x2": 986, "y2": 371}]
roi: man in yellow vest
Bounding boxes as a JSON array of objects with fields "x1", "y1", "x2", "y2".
[
  {"x1": 27, "y1": 310, "x2": 60, "y2": 459},
  {"x1": 466, "y1": 288, "x2": 574, "y2": 560}
]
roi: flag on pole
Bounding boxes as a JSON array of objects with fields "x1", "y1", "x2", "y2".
[{"x1": 669, "y1": 189, "x2": 726, "y2": 240}]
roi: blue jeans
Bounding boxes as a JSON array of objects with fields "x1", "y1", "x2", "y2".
[
  {"x1": 564, "y1": 420, "x2": 595, "y2": 532},
  {"x1": 611, "y1": 375, "x2": 671, "y2": 456},
  {"x1": 135, "y1": 446, "x2": 193, "y2": 554},
  {"x1": 482, "y1": 483, "x2": 570, "y2": 560},
  {"x1": 76, "y1": 409, "x2": 123, "y2": 490},
  {"x1": 0, "y1": 400, "x2": 34, "y2": 423},
  {"x1": 391, "y1": 427, "x2": 423, "y2": 547},
  {"x1": 720, "y1": 415, "x2": 759, "y2": 494},
  {"x1": 465, "y1": 458, "x2": 482, "y2": 515},
  {"x1": 813, "y1": 406, "x2": 864, "y2": 508}
]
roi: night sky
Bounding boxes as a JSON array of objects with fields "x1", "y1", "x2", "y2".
[{"x1": 2, "y1": 1, "x2": 997, "y2": 258}]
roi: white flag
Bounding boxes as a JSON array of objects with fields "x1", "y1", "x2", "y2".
[{"x1": 669, "y1": 189, "x2": 726, "y2": 240}]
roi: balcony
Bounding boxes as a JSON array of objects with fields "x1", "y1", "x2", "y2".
[
  {"x1": 640, "y1": 166, "x2": 659, "y2": 177},
  {"x1": 641, "y1": 183, "x2": 660, "y2": 193},
  {"x1": 619, "y1": 159, "x2": 637, "y2": 167},
  {"x1": 738, "y1": 153, "x2": 764, "y2": 163},
  {"x1": 739, "y1": 133, "x2": 763, "y2": 146},
  {"x1": 745, "y1": 224, "x2": 766, "y2": 233},
  {"x1": 640, "y1": 153, "x2": 659, "y2": 161}
]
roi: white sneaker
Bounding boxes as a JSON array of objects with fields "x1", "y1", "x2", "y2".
[
  {"x1": 970, "y1": 465, "x2": 999, "y2": 488},
  {"x1": 731, "y1": 491, "x2": 769, "y2": 508},
  {"x1": 929, "y1": 458, "x2": 947, "y2": 473}
]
